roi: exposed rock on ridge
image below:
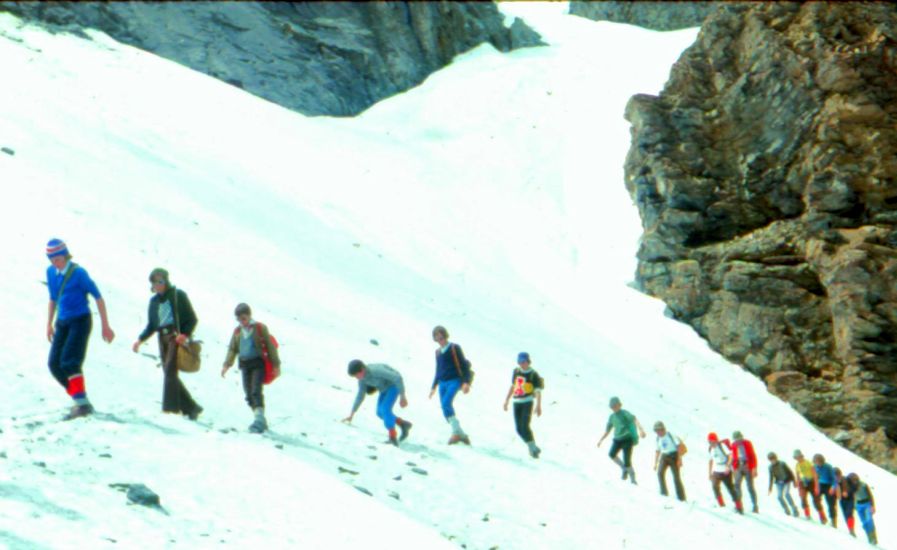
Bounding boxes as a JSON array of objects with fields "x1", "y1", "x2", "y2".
[
  {"x1": 624, "y1": 2, "x2": 897, "y2": 471},
  {"x1": 569, "y1": 1, "x2": 718, "y2": 31},
  {"x1": 0, "y1": 1, "x2": 543, "y2": 117}
]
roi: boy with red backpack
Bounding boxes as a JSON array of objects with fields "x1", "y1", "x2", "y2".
[
  {"x1": 221, "y1": 303, "x2": 280, "y2": 433},
  {"x1": 731, "y1": 430, "x2": 759, "y2": 513}
]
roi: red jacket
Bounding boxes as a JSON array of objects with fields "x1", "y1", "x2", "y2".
[{"x1": 731, "y1": 439, "x2": 757, "y2": 470}]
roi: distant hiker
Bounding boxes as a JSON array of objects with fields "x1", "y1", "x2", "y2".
[
  {"x1": 793, "y1": 449, "x2": 824, "y2": 522},
  {"x1": 221, "y1": 303, "x2": 280, "y2": 433},
  {"x1": 429, "y1": 325, "x2": 472, "y2": 445},
  {"x1": 848, "y1": 472, "x2": 877, "y2": 545},
  {"x1": 342, "y1": 360, "x2": 411, "y2": 446},
  {"x1": 596, "y1": 396, "x2": 646, "y2": 484},
  {"x1": 813, "y1": 453, "x2": 839, "y2": 528},
  {"x1": 131, "y1": 268, "x2": 203, "y2": 420},
  {"x1": 767, "y1": 452, "x2": 799, "y2": 517},
  {"x1": 652, "y1": 421, "x2": 686, "y2": 501},
  {"x1": 731, "y1": 430, "x2": 759, "y2": 513},
  {"x1": 44, "y1": 239, "x2": 115, "y2": 420},
  {"x1": 707, "y1": 432, "x2": 743, "y2": 514},
  {"x1": 502, "y1": 352, "x2": 543, "y2": 458},
  {"x1": 835, "y1": 467, "x2": 857, "y2": 537}
]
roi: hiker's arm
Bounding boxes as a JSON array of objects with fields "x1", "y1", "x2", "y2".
[
  {"x1": 222, "y1": 333, "x2": 238, "y2": 377},
  {"x1": 597, "y1": 427, "x2": 611, "y2": 447},
  {"x1": 654, "y1": 450, "x2": 660, "y2": 470},
  {"x1": 503, "y1": 384, "x2": 514, "y2": 411},
  {"x1": 95, "y1": 297, "x2": 115, "y2": 343},
  {"x1": 47, "y1": 301, "x2": 56, "y2": 341},
  {"x1": 535, "y1": 389, "x2": 542, "y2": 417},
  {"x1": 343, "y1": 384, "x2": 365, "y2": 422},
  {"x1": 635, "y1": 417, "x2": 646, "y2": 438},
  {"x1": 134, "y1": 299, "x2": 157, "y2": 351}
]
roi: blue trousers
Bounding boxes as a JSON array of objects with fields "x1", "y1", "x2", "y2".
[
  {"x1": 438, "y1": 378, "x2": 462, "y2": 418},
  {"x1": 376, "y1": 386, "x2": 399, "y2": 429},
  {"x1": 48, "y1": 314, "x2": 92, "y2": 392},
  {"x1": 856, "y1": 501, "x2": 875, "y2": 534}
]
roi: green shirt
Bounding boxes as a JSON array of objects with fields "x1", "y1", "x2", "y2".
[{"x1": 606, "y1": 409, "x2": 637, "y2": 440}]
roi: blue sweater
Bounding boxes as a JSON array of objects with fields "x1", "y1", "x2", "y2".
[
  {"x1": 432, "y1": 342, "x2": 472, "y2": 389},
  {"x1": 46, "y1": 263, "x2": 101, "y2": 322},
  {"x1": 815, "y1": 463, "x2": 836, "y2": 485}
]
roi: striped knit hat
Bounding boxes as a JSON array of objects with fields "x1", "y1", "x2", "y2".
[{"x1": 46, "y1": 238, "x2": 69, "y2": 259}]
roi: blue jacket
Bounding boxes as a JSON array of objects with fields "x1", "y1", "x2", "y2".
[
  {"x1": 432, "y1": 342, "x2": 472, "y2": 389},
  {"x1": 815, "y1": 463, "x2": 836, "y2": 485},
  {"x1": 46, "y1": 263, "x2": 101, "y2": 322}
]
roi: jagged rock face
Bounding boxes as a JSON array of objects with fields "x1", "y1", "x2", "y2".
[
  {"x1": 569, "y1": 1, "x2": 717, "y2": 31},
  {"x1": 0, "y1": 1, "x2": 542, "y2": 117},
  {"x1": 624, "y1": 2, "x2": 897, "y2": 471}
]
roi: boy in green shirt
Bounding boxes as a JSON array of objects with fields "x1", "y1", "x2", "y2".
[{"x1": 597, "y1": 396, "x2": 646, "y2": 484}]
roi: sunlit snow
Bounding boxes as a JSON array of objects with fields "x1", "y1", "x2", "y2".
[{"x1": 0, "y1": 3, "x2": 892, "y2": 549}]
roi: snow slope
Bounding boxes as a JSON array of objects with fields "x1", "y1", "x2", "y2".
[{"x1": 0, "y1": 3, "x2": 893, "y2": 549}]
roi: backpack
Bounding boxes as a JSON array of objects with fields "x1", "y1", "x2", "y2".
[
  {"x1": 449, "y1": 344, "x2": 475, "y2": 386},
  {"x1": 233, "y1": 323, "x2": 280, "y2": 384}
]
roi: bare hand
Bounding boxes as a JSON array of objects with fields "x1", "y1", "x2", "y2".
[
  {"x1": 273, "y1": 366, "x2": 281, "y2": 379},
  {"x1": 102, "y1": 325, "x2": 115, "y2": 343},
  {"x1": 47, "y1": 324, "x2": 55, "y2": 342},
  {"x1": 503, "y1": 401, "x2": 509, "y2": 412},
  {"x1": 752, "y1": 469, "x2": 758, "y2": 479},
  {"x1": 221, "y1": 364, "x2": 230, "y2": 378},
  {"x1": 461, "y1": 383, "x2": 470, "y2": 394},
  {"x1": 175, "y1": 333, "x2": 188, "y2": 346},
  {"x1": 535, "y1": 405, "x2": 542, "y2": 417},
  {"x1": 399, "y1": 396, "x2": 408, "y2": 408},
  {"x1": 131, "y1": 340, "x2": 142, "y2": 353},
  {"x1": 429, "y1": 387, "x2": 436, "y2": 399},
  {"x1": 342, "y1": 415, "x2": 353, "y2": 424}
]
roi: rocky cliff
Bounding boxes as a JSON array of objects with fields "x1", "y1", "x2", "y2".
[
  {"x1": 0, "y1": 1, "x2": 542, "y2": 117},
  {"x1": 624, "y1": 1, "x2": 897, "y2": 471},
  {"x1": 569, "y1": 1, "x2": 718, "y2": 31}
]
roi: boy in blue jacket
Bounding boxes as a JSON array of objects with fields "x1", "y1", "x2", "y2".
[{"x1": 45, "y1": 239, "x2": 115, "y2": 420}]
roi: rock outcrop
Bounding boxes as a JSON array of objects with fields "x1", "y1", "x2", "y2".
[
  {"x1": 569, "y1": 1, "x2": 718, "y2": 31},
  {"x1": 624, "y1": 2, "x2": 897, "y2": 471},
  {"x1": 0, "y1": 1, "x2": 542, "y2": 117}
]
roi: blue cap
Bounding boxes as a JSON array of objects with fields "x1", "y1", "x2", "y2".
[
  {"x1": 517, "y1": 352, "x2": 531, "y2": 363},
  {"x1": 46, "y1": 238, "x2": 69, "y2": 259}
]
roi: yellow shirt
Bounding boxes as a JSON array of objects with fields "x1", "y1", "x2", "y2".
[{"x1": 795, "y1": 460, "x2": 815, "y2": 480}]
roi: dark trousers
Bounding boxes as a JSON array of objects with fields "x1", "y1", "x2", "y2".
[
  {"x1": 818, "y1": 483, "x2": 838, "y2": 523},
  {"x1": 513, "y1": 401, "x2": 534, "y2": 443},
  {"x1": 159, "y1": 333, "x2": 199, "y2": 415},
  {"x1": 658, "y1": 452, "x2": 686, "y2": 501},
  {"x1": 712, "y1": 471, "x2": 739, "y2": 505},
  {"x1": 48, "y1": 314, "x2": 92, "y2": 394},
  {"x1": 609, "y1": 436, "x2": 635, "y2": 468},
  {"x1": 240, "y1": 357, "x2": 265, "y2": 409}
]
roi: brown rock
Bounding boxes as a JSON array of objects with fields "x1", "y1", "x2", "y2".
[{"x1": 624, "y1": 2, "x2": 897, "y2": 472}]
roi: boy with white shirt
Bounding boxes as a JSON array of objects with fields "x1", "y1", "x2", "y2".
[{"x1": 653, "y1": 421, "x2": 686, "y2": 501}]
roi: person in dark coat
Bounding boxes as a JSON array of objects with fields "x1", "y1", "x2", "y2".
[{"x1": 131, "y1": 268, "x2": 202, "y2": 420}]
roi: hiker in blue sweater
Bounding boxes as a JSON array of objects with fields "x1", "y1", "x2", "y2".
[
  {"x1": 813, "y1": 453, "x2": 839, "y2": 529},
  {"x1": 45, "y1": 239, "x2": 115, "y2": 420},
  {"x1": 429, "y1": 325, "x2": 472, "y2": 445}
]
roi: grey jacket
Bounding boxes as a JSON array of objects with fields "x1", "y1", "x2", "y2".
[{"x1": 351, "y1": 363, "x2": 405, "y2": 413}]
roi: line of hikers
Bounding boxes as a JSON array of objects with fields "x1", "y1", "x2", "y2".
[
  {"x1": 43, "y1": 238, "x2": 878, "y2": 544},
  {"x1": 593, "y1": 395, "x2": 879, "y2": 545}
]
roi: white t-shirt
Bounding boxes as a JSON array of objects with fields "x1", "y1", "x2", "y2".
[
  {"x1": 709, "y1": 443, "x2": 731, "y2": 474},
  {"x1": 656, "y1": 433, "x2": 681, "y2": 455}
]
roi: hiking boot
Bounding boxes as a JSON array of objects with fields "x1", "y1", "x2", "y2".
[
  {"x1": 187, "y1": 406, "x2": 203, "y2": 421},
  {"x1": 528, "y1": 443, "x2": 541, "y2": 459},
  {"x1": 398, "y1": 420, "x2": 412, "y2": 442},
  {"x1": 459, "y1": 434, "x2": 471, "y2": 446},
  {"x1": 385, "y1": 435, "x2": 399, "y2": 447},
  {"x1": 248, "y1": 418, "x2": 267, "y2": 433},
  {"x1": 63, "y1": 403, "x2": 94, "y2": 421},
  {"x1": 621, "y1": 467, "x2": 629, "y2": 480},
  {"x1": 448, "y1": 434, "x2": 471, "y2": 445},
  {"x1": 627, "y1": 467, "x2": 637, "y2": 485},
  {"x1": 752, "y1": 504, "x2": 759, "y2": 514}
]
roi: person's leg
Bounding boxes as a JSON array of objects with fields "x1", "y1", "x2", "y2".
[
  {"x1": 776, "y1": 482, "x2": 788, "y2": 513},
  {"x1": 723, "y1": 473, "x2": 742, "y2": 512},
  {"x1": 732, "y1": 465, "x2": 745, "y2": 503},
  {"x1": 856, "y1": 501, "x2": 876, "y2": 542},
  {"x1": 246, "y1": 361, "x2": 266, "y2": 430},
  {"x1": 783, "y1": 485, "x2": 799, "y2": 516},
  {"x1": 59, "y1": 315, "x2": 92, "y2": 406},
  {"x1": 514, "y1": 401, "x2": 534, "y2": 442},
  {"x1": 841, "y1": 499, "x2": 856, "y2": 535},
  {"x1": 798, "y1": 481, "x2": 811, "y2": 517},
  {"x1": 812, "y1": 486, "x2": 827, "y2": 523},
  {"x1": 241, "y1": 363, "x2": 254, "y2": 408},
  {"x1": 161, "y1": 334, "x2": 199, "y2": 415},
  {"x1": 670, "y1": 456, "x2": 686, "y2": 501},
  {"x1": 657, "y1": 454, "x2": 670, "y2": 496},
  {"x1": 377, "y1": 386, "x2": 399, "y2": 430},
  {"x1": 711, "y1": 473, "x2": 725, "y2": 506},
  {"x1": 608, "y1": 439, "x2": 626, "y2": 476},
  {"x1": 745, "y1": 470, "x2": 758, "y2": 511},
  {"x1": 47, "y1": 320, "x2": 70, "y2": 388},
  {"x1": 622, "y1": 438, "x2": 636, "y2": 484},
  {"x1": 824, "y1": 489, "x2": 837, "y2": 527}
]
